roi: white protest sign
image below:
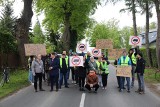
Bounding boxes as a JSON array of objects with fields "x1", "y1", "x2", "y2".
[
  {"x1": 69, "y1": 56, "x2": 83, "y2": 67},
  {"x1": 76, "y1": 43, "x2": 87, "y2": 53},
  {"x1": 91, "y1": 48, "x2": 101, "y2": 57},
  {"x1": 129, "y1": 36, "x2": 142, "y2": 46}
]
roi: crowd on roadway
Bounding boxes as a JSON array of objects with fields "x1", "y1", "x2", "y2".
[{"x1": 28, "y1": 46, "x2": 145, "y2": 94}]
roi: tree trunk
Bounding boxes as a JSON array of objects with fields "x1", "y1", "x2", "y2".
[
  {"x1": 62, "y1": 14, "x2": 71, "y2": 52},
  {"x1": 154, "y1": 0, "x2": 160, "y2": 69},
  {"x1": 131, "y1": 0, "x2": 138, "y2": 36},
  {"x1": 15, "y1": 0, "x2": 33, "y2": 67},
  {"x1": 145, "y1": 1, "x2": 152, "y2": 67}
]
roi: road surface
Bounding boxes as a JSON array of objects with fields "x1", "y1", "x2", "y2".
[{"x1": 0, "y1": 64, "x2": 160, "y2": 107}]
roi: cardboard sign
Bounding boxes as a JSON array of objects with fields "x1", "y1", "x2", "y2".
[
  {"x1": 91, "y1": 48, "x2": 101, "y2": 57},
  {"x1": 76, "y1": 43, "x2": 87, "y2": 53},
  {"x1": 96, "y1": 39, "x2": 113, "y2": 49},
  {"x1": 24, "y1": 44, "x2": 47, "y2": 56},
  {"x1": 69, "y1": 56, "x2": 83, "y2": 67},
  {"x1": 129, "y1": 36, "x2": 142, "y2": 46},
  {"x1": 116, "y1": 66, "x2": 132, "y2": 77},
  {"x1": 108, "y1": 49, "x2": 124, "y2": 59}
]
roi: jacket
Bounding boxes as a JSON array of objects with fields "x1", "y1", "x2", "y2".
[
  {"x1": 49, "y1": 58, "x2": 60, "y2": 76},
  {"x1": 86, "y1": 74, "x2": 98, "y2": 85},
  {"x1": 60, "y1": 58, "x2": 68, "y2": 73},
  {"x1": 31, "y1": 59, "x2": 44, "y2": 76},
  {"x1": 88, "y1": 61, "x2": 98, "y2": 73},
  {"x1": 135, "y1": 58, "x2": 145, "y2": 75}
]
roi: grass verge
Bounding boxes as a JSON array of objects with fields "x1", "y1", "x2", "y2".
[{"x1": 0, "y1": 69, "x2": 30, "y2": 100}]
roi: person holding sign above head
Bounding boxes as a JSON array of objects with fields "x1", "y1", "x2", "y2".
[
  {"x1": 118, "y1": 51, "x2": 132, "y2": 93},
  {"x1": 77, "y1": 56, "x2": 87, "y2": 91},
  {"x1": 85, "y1": 70, "x2": 99, "y2": 93},
  {"x1": 59, "y1": 54, "x2": 69, "y2": 89},
  {"x1": 31, "y1": 54, "x2": 45, "y2": 92},
  {"x1": 49, "y1": 52, "x2": 60, "y2": 92},
  {"x1": 100, "y1": 58, "x2": 110, "y2": 89}
]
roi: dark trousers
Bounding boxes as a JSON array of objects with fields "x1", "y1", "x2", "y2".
[
  {"x1": 117, "y1": 76, "x2": 120, "y2": 87},
  {"x1": 79, "y1": 77, "x2": 85, "y2": 88},
  {"x1": 59, "y1": 72, "x2": 67, "y2": 87},
  {"x1": 50, "y1": 74, "x2": 59, "y2": 90},
  {"x1": 120, "y1": 77, "x2": 130, "y2": 90},
  {"x1": 34, "y1": 73, "x2": 43, "y2": 90},
  {"x1": 102, "y1": 74, "x2": 108, "y2": 87},
  {"x1": 85, "y1": 84, "x2": 99, "y2": 91},
  {"x1": 71, "y1": 67, "x2": 75, "y2": 81},
  {"x1": 75, "y1": 70, "x2": 79, "y2": 84}
]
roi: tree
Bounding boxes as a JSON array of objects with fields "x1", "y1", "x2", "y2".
[
  {"x1": 15, "y1": 0, "x2": 33, "y2": 67},
  {"x1": 120, "y1": 0, "x2": 138, "y2": 36},
  {"x1": 30, "y1": 19, "x2": 45, "y2": 44},
  {"x1": 88, "y1": 19, "x2": 121, "y2": 48},
  {"x1": 0, "y1": 1, "x2": 17, "y2": 66},
  {"x1": 36, "y1": 0, "x2": 100, "y2": 52},
  {"x1": 137, "y1": 0, "x2": 154, "y2": 67},
  {"x1": 149, "y1": 22, "x2": 156, "y2": 29},
  {"x1": 152, "y1": 0, "x2": 160, "y2": 69}
]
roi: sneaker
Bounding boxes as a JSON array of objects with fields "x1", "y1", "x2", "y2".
[
  {"x1": 123, "y1": 87, "x2": 126, "y2": 89},
  {"x1": 81, "y1": 88, "x2": 85, "y2": 91},
  {"x1": 65, "y1": 86, "x2": 69, "y2": 88},
  {"x1": 119, "y1": 89, "x2": 123, "y2": 92},
  {"x1": 94, "y1": 91, "x2": 97, "y2": 93},
  {"x1": 50, "y1": 89, "x2": 53, "y2": 92},
  {"x1": 31, "y1": 83, "x2": 34, "y2": 85},
  {"x1": 127, "y1": 90, "x2": 130, "y2": 93},
  {"x1": 40, "y1": 89, "x2": 45, "y2": 91},
  {"x1": 56, "y1": 89, "x2": 58, "y2": 92},
  {"x1": 35, "y1": 90, "x2": 38, "y2": 92},
  {"x1": 79, "y1": 88, "x2": 82, "y2": 91},
  {"x1": 102, "y1": 87, "x2": 105, "y2": 89},
  {"x1": 135, "y1": 90, "x2": 140, "y2": 93},
  {"x1": 139, "y1": 91, "x2": 145, "y2": 94}
]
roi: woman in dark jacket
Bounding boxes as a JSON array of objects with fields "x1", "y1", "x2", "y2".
[
  {"x1": 78, "y1": 56, "x2": 87, "y2": 91},
  {"x1": 135, "y1": 52, "x2": 145, "y2": 94}
]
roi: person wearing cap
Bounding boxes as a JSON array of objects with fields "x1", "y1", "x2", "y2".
[
  {"x1": 118, "y1": 51, "x2": 132, "y2": 92},
  {"x1": 85, "y1": 70, "x2": 99, "y2": 93},
  {"x1": 135, "y1": 52, "x2": 145, "y2": 94},
  {"x1": 128, "y1": 47, "x2": 138, "y2": 87},
  {"x1": 49, "y1": 52, "x2": 60, "y2": 92},
  {"x1": 100, "y1": 57, "x2": 110, "y2": 89},
  {"x1": 59, "y1": 53, "x2": 69, "y2": 89}
]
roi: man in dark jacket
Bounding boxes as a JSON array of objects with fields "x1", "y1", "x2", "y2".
[
  {"x1": 135, "y1": 52, "x2": 145, "y2": 94},
  {"x1": 49, "y1": 52, "x2": 60, "y2": 92}
]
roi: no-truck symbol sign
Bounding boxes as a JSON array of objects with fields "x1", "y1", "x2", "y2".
[
  {"x1": 78, "y1": 44, "x2": 86, "y2": 51},
  {"x1": 129, "y1": 36, "x2": 142, "y2": 46},
  {"x1": 91, "y1": 48, "x2": 101, "y2": 57},
  {"x1": 69, "y1": 56, "x2": 83, "y2": 67},
  {"x1": 76, "y1": 43, "x2": 87, "y2": 53}
]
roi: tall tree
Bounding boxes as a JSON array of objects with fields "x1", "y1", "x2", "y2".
[
  {"x1": 15, "y1": 0, "x2": 33, "y2": 67},
  {"x1": 152, "y1": 0, "x2": 160, "y2": 69},
  {"x1": 36, "y1": 0, "x2": 100, "y2": 52}
]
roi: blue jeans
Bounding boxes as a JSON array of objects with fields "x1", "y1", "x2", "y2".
[
  {"x1": 66, "y1": 69, "x2": 70, "y2": 80},
  {"x1": 137, "y1": 73, "x2": 145, "y2": 92},
  {"x1": 120, "y1": 77, "x2": 130, "y2": 90},
  {"x1": 131, "y1": 66, "x2": 136, "y2": 86},
  {"x1": 28, "y1": 70, "x2": 34, "y2": 83},
  {"x1": 59, "y1": 72, "x2": 68, "y2": 87}
]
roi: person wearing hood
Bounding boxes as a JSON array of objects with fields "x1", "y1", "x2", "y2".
[{"x1": 135, "y1": 52, "x2": 145, "y2": 94}]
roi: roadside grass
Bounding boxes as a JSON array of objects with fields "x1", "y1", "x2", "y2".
[
  {"x1": 144, "y1": 68, "x2": 160, "y2": 84},
  {"x1": 0, "y1": 69, "x2": 30, "y2": 99}
]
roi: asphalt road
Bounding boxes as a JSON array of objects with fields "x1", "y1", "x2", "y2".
[{"x1": 0, "y1": 64, "x2": 160, "y2": 107}]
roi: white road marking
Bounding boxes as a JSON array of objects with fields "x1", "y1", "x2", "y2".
[{"x1": 79, "y1": 93, "x2": 86, "y2": 107}]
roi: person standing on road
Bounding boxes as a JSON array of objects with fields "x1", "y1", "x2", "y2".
[
  {"x1": 128, "y1": 47, "x2": 138, "y2": 87},
  {"x1": 100, "y1": 58, "x2": 110, "y2": 89},
  {"x1": 114, "y1": 59, "x2": 120, "y2": 88},
  {"x1": 96, "y1": 57, "x2": 102, "y2": 87},
  {"x1": 118, "y1": 51, "x2": 132, "y2": 92},
  {"x1": 85, "y1": 70, "x2": 99, "y2": 93},
  {"x1": 32, "y1": 54, "x2": 45, "y2": 92},
  {"x1": 77, "y1": 56, "x2": 87, "y2": 91},
  {"x1": 28, "y1": 56, "x2": 34, "y2": 85},
  {"x1": 88, "y1": 56, "x2": 98, "y2": 73},
  {"x1": 49, "y1": 52, "x2": 60, "y2": 92},
  {"x1": 59, "y1": 54, "x2": 69, "y2": 89},
  {"x1": 135, "y1": 52, "x2": 145, "y2": 94}
]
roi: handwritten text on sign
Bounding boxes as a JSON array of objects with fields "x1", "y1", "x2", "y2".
[
  {"x1": 108, "y1": 49, "x2": 125, "y2": 59},
  {"x1": 116, "y1": 66, "x2": 132, "y2": 77},
  {"x1": 96, "y1": 39, "x2": 113, "y2": 49},
  {"x1": 24, "y1": 44, "x2": 47, "y2": 56}
]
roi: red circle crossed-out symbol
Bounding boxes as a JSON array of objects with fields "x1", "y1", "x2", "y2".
[
  {"x1": 78, "y1": 44, "x2": 86, "y2": 51},
  {"x1": 92, "y1": 48, "x2": 100, "y2": 56},
  {"x1": 131, "y1": 36, "x2": 140, "y2": 45},
  {"x1": 71, "y1": 56, "x2": 81, "y2": 66}
]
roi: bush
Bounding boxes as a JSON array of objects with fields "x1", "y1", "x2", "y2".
[{"x1": 140, "y1": 48, "x2": 158, "y2": 68}]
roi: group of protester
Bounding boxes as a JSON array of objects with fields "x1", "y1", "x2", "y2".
[{"x1": 28, "y1": 46, "x2": 145, "y2": 94}]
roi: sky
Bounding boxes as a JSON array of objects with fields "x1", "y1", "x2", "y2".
[{"x1": 11, "y1": 0, "x2": 157, "y2": 29}]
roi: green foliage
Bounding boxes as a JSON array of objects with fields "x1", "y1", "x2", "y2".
[
  {"x1": 140, "y1": 48, "x2": 158, "y2": 68},
  {"x1": 0, "y1": 69, "x2": 29, "y2": 99},
  {"x1": 149, "y1": 22, "x2": 157, "y2": 29}
]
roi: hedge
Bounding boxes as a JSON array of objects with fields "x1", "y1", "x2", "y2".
[{"x1": 140, "y1": 48, "x2": 158, "y2": 68}]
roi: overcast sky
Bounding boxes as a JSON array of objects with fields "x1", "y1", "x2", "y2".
[{"x1": 12, "y1": 0, "x2": 157, "y2": 29}]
